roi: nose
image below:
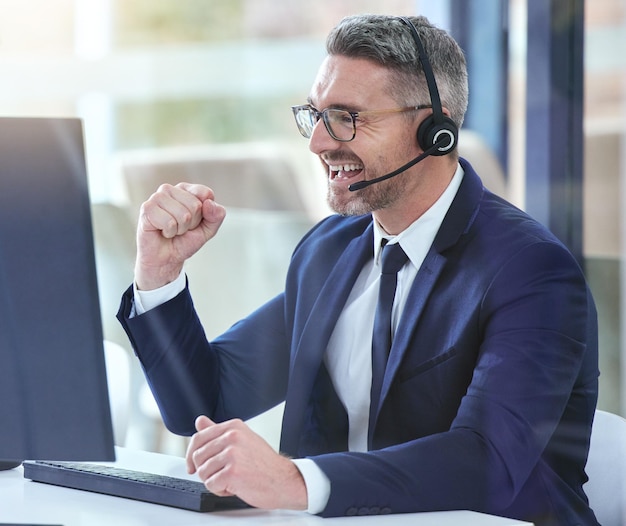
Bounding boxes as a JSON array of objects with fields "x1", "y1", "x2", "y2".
[{"x1": 308, "y1": 118, "x2": 341, "y2": 156}]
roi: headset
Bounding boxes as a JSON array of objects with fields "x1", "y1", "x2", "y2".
[{"x1": 398, "y1": 16, "x2": 458, "y2": 155}]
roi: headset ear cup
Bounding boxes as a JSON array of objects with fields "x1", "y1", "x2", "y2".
[{"x1": 417, "y1": 115, "x2": 458, "y2": 156}]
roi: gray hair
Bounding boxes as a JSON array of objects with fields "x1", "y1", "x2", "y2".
[{"x1": 325, "y1": 14, "x2": 468, "y2": 129}]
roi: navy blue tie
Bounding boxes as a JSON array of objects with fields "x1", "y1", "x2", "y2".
[{"x1": 369, "y1": 242, "x2": 408, "y2": 432}]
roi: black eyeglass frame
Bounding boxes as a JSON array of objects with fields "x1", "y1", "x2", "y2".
[{"x1": 291, "y1": 104, "x2": 432, "y2": 142}]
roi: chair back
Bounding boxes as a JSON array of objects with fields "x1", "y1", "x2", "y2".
[{"x1": 584, "y1": 409, "x2": 626, "y2": 526}]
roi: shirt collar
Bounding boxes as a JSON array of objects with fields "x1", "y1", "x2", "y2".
[{"x1": 373, "y1": 163, "x2": 465, "y2": 267}]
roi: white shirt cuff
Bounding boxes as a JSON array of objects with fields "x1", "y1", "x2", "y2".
[
  {"x1": 291, "y1": 458, "x2": 331, "y2": 515},
  {"x1": 132, "y1": 270, "x2": 186, "y2": 316}
]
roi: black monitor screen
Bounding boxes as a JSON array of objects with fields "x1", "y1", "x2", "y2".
[{"x1": 0, "y1": 117, "x2": 115, "y2": 464}]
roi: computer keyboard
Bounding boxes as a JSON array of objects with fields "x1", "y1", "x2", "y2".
[{"x1": 22, "y1": 460, "x2": 249, "y2": 512}]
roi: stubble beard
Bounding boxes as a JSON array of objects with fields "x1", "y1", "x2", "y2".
[{"x1": 327, "y1": 171, "x2": 406, "y2": 216}]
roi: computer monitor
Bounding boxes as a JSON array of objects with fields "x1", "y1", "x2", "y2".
[{"x1": 0, "y1": 117, "x2": 116, "y2": 468}]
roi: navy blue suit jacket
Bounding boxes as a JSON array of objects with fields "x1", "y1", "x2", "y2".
[{"x1": 118, "y1": 159, "x2": 599, "y2": 525}]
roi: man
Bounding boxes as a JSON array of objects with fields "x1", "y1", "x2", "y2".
[{"x1": 118, "y1": 14, "x2": 600, "y2": 525}]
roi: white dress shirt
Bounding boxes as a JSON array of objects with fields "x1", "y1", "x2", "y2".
[{"x1": 133, "y1": 164, "x2": 465, "y2": 513}]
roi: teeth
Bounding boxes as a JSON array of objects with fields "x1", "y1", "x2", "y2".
[{"x1": 329, "y1": 163, "x2": 363, "y2": 172}]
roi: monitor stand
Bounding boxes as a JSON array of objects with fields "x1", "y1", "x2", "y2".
[{"x1": 0, "y1": 460, "x2": 22, "y2": 470}]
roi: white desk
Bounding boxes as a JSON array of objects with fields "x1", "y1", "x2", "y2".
[{"x1": 0, "y1": 448, "x2": 532, "y2": 526}]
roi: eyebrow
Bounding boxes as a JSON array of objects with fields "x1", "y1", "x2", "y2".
[{"x1": 305, "y1": 97, "x2": 363, "y2": 113}]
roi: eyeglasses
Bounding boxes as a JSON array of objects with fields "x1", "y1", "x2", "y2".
[{"x1": 291, "y1": 104, "x2": 431, "y2": 142}]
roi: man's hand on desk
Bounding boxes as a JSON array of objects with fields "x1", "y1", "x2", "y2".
[{"x1": 186, "y1": 415, "x2": 308, "y2": 511}]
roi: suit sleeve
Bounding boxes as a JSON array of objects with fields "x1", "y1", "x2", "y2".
[{"x1": 117, "y1": 284, "x2": 290, "y2": 435}]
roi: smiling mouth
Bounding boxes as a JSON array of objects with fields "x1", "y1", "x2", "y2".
[{"x1": 328, "y1": 162, "x2": 364, "y2": 181}]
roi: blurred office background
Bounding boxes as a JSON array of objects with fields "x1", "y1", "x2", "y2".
[{"x1": 0, "y1": 0, "x2": 623, "y2": 454}]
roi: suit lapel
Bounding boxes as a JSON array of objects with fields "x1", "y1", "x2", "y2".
[
  {"x1": 371, "y1": 159, "x2": 485, "y2": 427},
  {"x1": 379, "y1": 250, "x2": 447, "y2": 403},
  {"x1": 281, "y1": 222, "x2": 374, "y2": 453}
]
